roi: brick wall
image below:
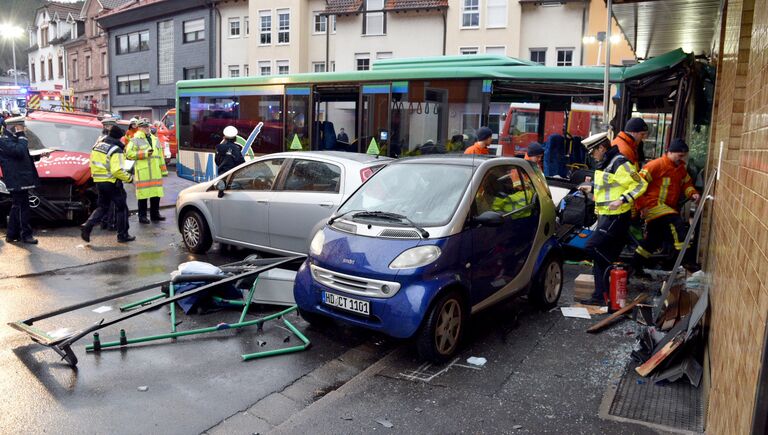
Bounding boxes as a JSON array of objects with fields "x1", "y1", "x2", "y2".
[{"x1": 704, "y1": 0, "x2": 768, "y2": 432}]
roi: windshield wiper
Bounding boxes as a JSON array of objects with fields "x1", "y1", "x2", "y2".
[
  {"x1": 352, "y1": 211, "x2": 429, "y2": 239},
  {"x1": 327, "y1": 209, "x2": 365, "y2": 225}
]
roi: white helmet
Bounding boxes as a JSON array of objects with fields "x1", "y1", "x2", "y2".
[{"x1": 223, "y1": 126, "x2": 238, "y2": 138}]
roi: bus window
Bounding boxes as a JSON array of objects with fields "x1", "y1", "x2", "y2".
[
  {"x1": 631, "y1": 112, "x2": 672, "y2": 161},
  {"x1": 239, "y1": 94, "x2": 283, "y2": 155},
  {"x1": 361, "y1": 85, "x2": 389, "y2": 155},
  {"x1": 286, "y1": 91, "x2": 310, "y2": 151}
]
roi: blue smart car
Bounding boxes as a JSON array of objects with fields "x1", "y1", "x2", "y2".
[{"x1": 293, "y1": 155, "x2": 563, "y2": 362}]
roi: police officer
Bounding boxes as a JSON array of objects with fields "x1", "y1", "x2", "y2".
[
  {"x1": 81, "y1": 125, "x2": 135, "y2": 243},
  {"x1": 581, "y1": 132, "x2": 648, "y2": 305},
  {"x1": 97, "y1": 116, "x2": 119, "y2": 230},
  {"x1": 126, "y1": 119, "x2": 167, "y2": 224},
  {"x1": 0, "y1": 117, "x2": 39, "y2": 244},
  {"x1": 215, "y1": 126, "x2": 245, "y2": 174}
]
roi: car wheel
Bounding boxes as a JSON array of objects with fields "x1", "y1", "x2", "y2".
[
  {"x1": 416, "y1": 290, "x2": 466, "y2": 363},
  {"x1": 530, "y1": 255, "x2": 563, "y2": 310},
  {"x1": 298, "y1": 308, "x2": 332, "y2": 327},
  {"x1": 181, "y1": 210, "x2": 212, "y2": 254}
]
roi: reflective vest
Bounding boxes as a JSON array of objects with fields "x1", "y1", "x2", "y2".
[
  {"x1": 635, "y1": 154, "x2": 698, "y2": 221},
  {"x1": 125, "y1": 131, "x2": 167, "y2": 199},
  {"x1": 90, "y1": 142, "x2": 133, "y2": 184},
  {"x1": 492, "y1": 188, "x2": 534, "y2": 218},
  {"x1": 593, "y1": 153, "x2": 648, "y2": 215}
]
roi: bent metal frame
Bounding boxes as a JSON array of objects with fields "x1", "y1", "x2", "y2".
[{"x1": 8, "y1": 256, "x2": 307, "y2": 367}]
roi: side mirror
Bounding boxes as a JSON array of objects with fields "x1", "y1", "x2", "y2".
[
  {"x1": 473, "y1": 210, "x2": 504, "y2": 227},
  {"x1": 216, "y1": 179, "x2": 226, "y2": 198}
]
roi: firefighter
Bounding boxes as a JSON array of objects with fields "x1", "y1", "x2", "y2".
[
  {"x1": 612, "y1": 117, "x2": 649, "y2": 170},
  {"x1": 81, "y1": 125, "x2": 134, "y2": 243},
  {"x1": 525, "y1": 142, "x2": 544, "y2": 166},
  {"x1": 126, "y1": 119, "x2": 167, "y2": 224},
  {"x1": 464, "y1": 127, "x2": 493, "y2": 155},
  {"x1": 581, "y1": 132, "x2": 648, "y2": 305},
  {"x1": 122, "y1": 117, "x2": 140, "y2": 145},
  {"x1": 632, "y1": 138, "x2": 701, "y2": 274},
  {"x1": 0, "y1": 118, "x2": 39, "y2": 244},
  {"x1": 215, "y1": 126, "x2": 245, "y2": 174}
]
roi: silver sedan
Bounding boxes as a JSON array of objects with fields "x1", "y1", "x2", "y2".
[{"x1": 176, "y1": 151, "x2": 391, "y2": 254}]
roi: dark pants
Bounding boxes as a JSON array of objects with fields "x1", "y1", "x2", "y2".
[
  {"x1": 85, "y1": 182, "x2": 130, "y2": 239},
  {"x1": 137, "y1": 196, "x2": 161, "y2": 219},
  {"x1": 585, "y1": 212, "x2": 631, "y2": 301},
  {"x1": 7, "y1": 190, "x2": 32, "y2": 240},
  {"x1": 633, "y1": 213, "x2": 695, "y2": 267}
]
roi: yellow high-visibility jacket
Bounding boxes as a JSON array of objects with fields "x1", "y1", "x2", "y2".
[
  {"x1": 594, "y1": 149, "x2": 648, "y2": 215},
  {"x1": 90, "y1": 141, "x2": 133, "y2": 184},
  {"x1": 125, "y1": 131, "x2": 167, "y2": 199}
]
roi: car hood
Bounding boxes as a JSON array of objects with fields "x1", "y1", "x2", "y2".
[{"x1": 35, "y1": 150, "x2": 92, "y2": 184}]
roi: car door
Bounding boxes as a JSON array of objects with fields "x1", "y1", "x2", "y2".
[
  {"x1": 268, "y1": 158, "x2": 343, "y2": 253},
  {"x1": 468, "y1": 165, "x2": 540, "y2": 305},
  {"x1": 215, "y1": 158, "x2": 285, "y2": 247}
]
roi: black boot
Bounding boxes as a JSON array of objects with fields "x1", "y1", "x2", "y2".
[
  {"x1": 21, "y1": 236, "x2": 38, "y2": 245},
  {"x1": 139, "y1": 216, "x2": 150, "y2": 224},
  {"x1": 151, "y1": 215, "x2": 166, "y2": 222},
  {"x1": 118, "y1": 235, "x2": 136, "y2": 243},
  {"x1": 80, "y1": 224, "x2": 93, "y2": 242}
]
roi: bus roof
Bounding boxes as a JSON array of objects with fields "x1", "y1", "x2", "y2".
[{"x1": 177, "y1": 49, "x2": 689, "y2": 91}]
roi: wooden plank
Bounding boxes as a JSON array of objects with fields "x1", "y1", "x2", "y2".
[
  {"x1": 660, "y1": 284, "x2": 682, "y2": 330},
  {"x1": 636, "y1": 333, "x2": 685, "y2": 377},
  {"x1": 586, "y1": 293, "x2": 649, "y2": 333}
]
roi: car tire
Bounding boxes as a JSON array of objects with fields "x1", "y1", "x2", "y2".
[
  {"x1": 530, "y1": 255, "x2": 563, "y2": 310},
  {"x1": 298, "y1": 308, "x2": 332, "y2": 327},
  {"x1": 416, "y1": 290, "x2": 466, "y2": 363},
  {"x1": 181, "y1": 209, "x2": 212, "y2": 254}
]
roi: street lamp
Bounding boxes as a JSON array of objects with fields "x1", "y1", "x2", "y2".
[
  {"x1": 0, "y1": 23, "x2": 25, "y2": 86},
  {"x1": 582, "y1": 31, "x2": 623, "y2": 66}
]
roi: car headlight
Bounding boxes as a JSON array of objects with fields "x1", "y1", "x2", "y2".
[
  {"x1": 389, "y1": 246, "x2": 441, "y2": 269},
  {"x1": 0, "y1": 180, "x2": 8, "y2": 195},
  {"x1": 309, "y1": 230, "x2": 326, "y2": 256}
]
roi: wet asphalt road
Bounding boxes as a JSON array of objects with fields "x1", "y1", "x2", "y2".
[{"x1": 0, "y1": 219, "x2": 385, "y2": 434}]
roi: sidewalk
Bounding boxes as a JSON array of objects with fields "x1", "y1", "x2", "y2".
[
  {"x1": 271, "y1": 265, "x2": 669, "y2": 435},
  {"x1": 124, "y1": 166, "x2": 195, "y2": 213}
]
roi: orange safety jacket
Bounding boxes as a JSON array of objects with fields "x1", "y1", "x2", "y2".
[
  {"x1": 635, "y1": 154, "x2": 698, "y2": 221},
  {"x1": 612, "y1": 132, "x2": 640, "y2": 170}
]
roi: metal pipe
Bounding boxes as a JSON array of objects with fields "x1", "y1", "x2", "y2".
[
  {"x1": 241, "y1": 317, "x2": 310, "y2": 361},
  {"x1": 85, "y1": 306, "x2": 298, "y2": 351},
  {"x1": 169, "y1": 283, "x2": 177, "y2": 333},
  {"x1": 238, "y1": 278, "x2": 259, "y2": 324},
  {"x1": 120, "y1": 293, "x2": 165, "y2": 312},
  {"x1": 603, "y1": 0, "x2": 612, "y2": 125}
]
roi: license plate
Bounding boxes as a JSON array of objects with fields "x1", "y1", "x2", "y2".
[{"x1": 323, "y1": 291, "x2": 370, "y2": 316}]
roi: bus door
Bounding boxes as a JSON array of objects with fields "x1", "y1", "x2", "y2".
[
  {"x1": 285, "y1": 86, "x2": 312, "y2": 151},
  {"x1": 360, "y1": 83, "x2": 390, "y2": 156},
  {"x1": 312, "y1": 84, "x2": 359, "y2": 152}
]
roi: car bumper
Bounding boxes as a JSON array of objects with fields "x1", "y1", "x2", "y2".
[{"x1": 293, "y1": 259, "x2": 443, "y2": 339}]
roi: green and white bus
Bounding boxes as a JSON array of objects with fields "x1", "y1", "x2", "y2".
[{"x1": 176, "y1": 49, "x2": 692, "y2": 182}]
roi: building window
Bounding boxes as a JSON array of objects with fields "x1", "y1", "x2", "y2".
[
  {"x1": 259, "y1": 10, "x2": 271, "y2": 44},
  {"x1": 459, "y1": 47, "x2": 479, "y2": 55},
  {"x1": 183, "y1": 66, "x2": 205, "y2": 80},
  {"x1": 30, "y1": 63, "x2": 35, "y2": 82},
  {"x1": 313, "y1": 62, "x2": 326, "y2": 72},
  {"x1": 486, "y1": 46, "x2": 506, "y2": 55},
  {"x1": 314, "y1": 13, "x2": 327, "y2": 33},
  {"x1": 117, "y1": 73, "x2": 150, "y2": 95},
  {"x1": 376, "y1": 51, "x2": 392, "y2": 60},
  {"x1": 91, "y1": 19, "x2": 102, "y2": 37},
  {"x1": 85, "y1": 55, "x2": 92, "y2": 78},
  {"x1": 276, "y1": 60, "x2": 289, "y2": 75},
  {"x1": 462, "y1": 0, "x2": 479, "y2": 28},
  {"x1": 229, "y1": 17, "x2": 240, "y2": 37},
  {"x1": 116, "y1": 30, "x2": 149, "y2": 54},
  {"x1": 40, "y1": 60, "x2": 45, "y2": 81},
  {"x1": 183, "y1": 18, "x2": 205, "y2": 43},
  {"x1": 556, "y1": 48, "x2": 573, "y2": 66},
  {"x1": 277, "y1": 9, "x2": 290, "y2": 43},
  {"x1": 355, "y1": 53, "x2": 370, "y2": 71},
  {"x1": 486, "y1": 0, "x2": 506, "y2": 28},
  {"x1": 331, "y1": 61, "x2": 336, "y2": 71},
  {"x1": 229, "y1": 65, "x2": 240, "y2": 77},
  {"x1": 48, "y1": 58, "x2": 53, "y2": 80},
  {"x1": 101, "y1": 52, "x2": 108, "y2": 75},
  {"x1": 259, "y1": 61, "x2": 271, "y2": 76},
  {"x1": 244, "y1": 64, "x2": 249, "y2": 76},
  {"x1": 244, "y1": 16, "x2": 249, "y2": 36},
  {"x1": 58, "y1": 55, "x2": 64, "y2": 78},
  {"x1": 363, "y1": 0, "x2": 385, "y2": 35},
  {"x1": 158, "y1": 20, "x2": 174, "y2": 84},
  {"x1": 41, "y1": 27, "x2": 49, "y2": 47},
  {"x1": 71, "y1": 59, "x2": 77, "y2": 80},
  {"x1": 530, "y1": 49, "x2": 546, "y2": 65}
]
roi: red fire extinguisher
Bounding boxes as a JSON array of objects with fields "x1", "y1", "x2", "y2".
[{"x1": 609, "y1": 264, "x2": 628, "y2": 312}]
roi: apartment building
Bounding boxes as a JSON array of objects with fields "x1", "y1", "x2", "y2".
[
  {"x1": 219, "y1": 0, "x2": 251, "y2": 78},
  {"x1": 97, "y1": 0, "x2": 217, "y2": 119},
  {"x1": 64, "y1": 0, "x2": 132, "y2": 113},
  {"x1": 27, "y1": 1, "x2": 84, "y2": 96}
]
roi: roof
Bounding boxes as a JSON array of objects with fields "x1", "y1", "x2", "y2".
[
  {"x1": 324, "y1": 0, "x2": 448, "y2": 15},
  {"x1": 97, "y1": 0, "x2": 211, "y2": 28},
  {"x1": 100, "y1": 0, "x2": 135, "y2": 8},
  {"x1": 40, "y1": 1, "x2": 84, "y2": 17},
  {"x1": 178, "y1": 49, "x2": 690, "y2": 91},
  {"x1": 611, "y1": 0, "x2": 720, "y2": 59}
]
